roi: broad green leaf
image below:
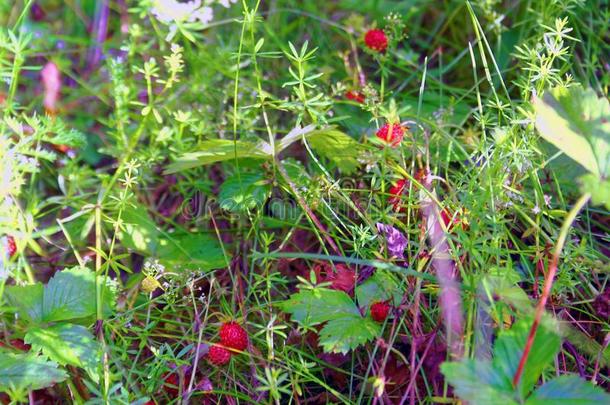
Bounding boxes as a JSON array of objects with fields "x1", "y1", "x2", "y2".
[
  {"x1": 526, "y1": 375, "x2": 610, "y2": 405},
  {"x1": 355, "y1": 270, "x2": 403, "y2": 310},
  {"x1": 279, "y1": 288, "x2": 359, "y2": 326},
  {"x1": 579, "y1": 173, "x2": 610, "y2": 210},
  {"x1": 0, "y1": 352, "x2": 67, "y2": 393},
  {"x1": 4, "y1": 283, "x2": 43, "y2": 323},
  {"x1": 25, "y1": 324, "x2": 101, "y2": 382},
  {"x1": 117, "y1": 203, "x2": 228, "y2": 270},
  {"x1": 441, "y1": 360, "x2": 518, "y2": 405},
  {"x1": 4, "y1": 267, "x2": 114, "y2": 324},
  {"x1": 165, "y1": 139, "x2": 271, "y2": 173},
  {"x1": 218, "y1": 172, "x2": 271, "y2": 212},
  {"x1": 307, "y1": 128, "x2": 362, "y2": 173},
  {"x1": 533, "y1": 86, "x2": 610, "y2": 177},
  {"x1": 318, "y1": 315, "x2": 380, "y2": 354},
  {"x1": 493, "y1": 318, "x2": 561, "y2": 397},
  {"x1": 43, "y1": 267, "x2": 114, "y2": 323},
  {"x1": 117, "y1": 203, "x2": 160, "y2": 253},
  {"x1": 157, "y1": 232, "x2": 228, "y2": 270}
]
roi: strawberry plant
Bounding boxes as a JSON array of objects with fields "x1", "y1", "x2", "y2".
[{"x1": 0, "y1": 0, "x2": 608, "y2": 403}]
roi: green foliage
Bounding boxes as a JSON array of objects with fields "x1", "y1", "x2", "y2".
[
  {"x1": 25, "y1": 324, "x2": 101, "y2": 382},
  {"x1": 279, "y1": 287, "x2": 381, "y2": 353},
  {"x1": 117, "y1": 203, "x2": 227, "y2": 270},
  {"x1": 0, "y1": 352, "x2": 67, "y2": 395},
  {"x1": 165, "y1": 139, "x2": 271, "y2": 174},
  {"x1": 307, "y1": 128, "x2": 363, "y2": 173},
  {"x1": 534, "y1": 85, "x2": 610, "y2": 206},
  {"x1": 4, "y1": 267, "x2": 114, "y2": 324},
  {"x1": 355, "y1": 270, "x2": 403, "y2": 309},
  {"x1": 442, "y1": 318, "x2": 610, "y2": 404},
  {"x1": 219, "y1": 172, "x2": 272, "y2": 212}
]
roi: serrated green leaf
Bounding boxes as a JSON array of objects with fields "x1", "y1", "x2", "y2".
[
  {"x1": 533, "y1": 85, "x2": 610, "y2": 177},
  {"x1": 0, "y1": 352, "x2": 67, "y2": 393},
  {"x1": 25, "y1": 324, "x2": 101, "y2": 382},
  {"x1": 307, "y1": 128, "x2": 362, "y2": 173},
  {"x1": 441, "y1": 360, "x2": 518, "y2": 405},
  {"x1": 279, "y1": 288, "x2": 359, "y2": 326},
  {"x1": 318, "y1": 315, "x2": 380, "y2": 354},
  {"x1": 164, "y1": 139, "x2": 271, "y2": 174},
  {"x1": 4, "y1": 267, "x2": 114, "y2": 324},
  {"x1": 355, "y1": 270, "x2": 403, "y2": 310},
  {"x1": 526, "y1": 375, "x2": 610, "y2": 405},
  {"x1": 3, "y1": 283, "x2": 43, "y2": 323},
  {"x1": 493, "y1": 318, "x2": 561, "y2": 397},
  {"x1": 218, "y1": 172, "x2": 271, "y2": 212}
]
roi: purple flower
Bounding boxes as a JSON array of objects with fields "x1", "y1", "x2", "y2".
[{"x1": 376, "y1": 223, "x2": 407, "y2": 259}]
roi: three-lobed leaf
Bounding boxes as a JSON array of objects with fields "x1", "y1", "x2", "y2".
[{"x1": 280, "y1": 287, "x2": 380, "y2": 353}]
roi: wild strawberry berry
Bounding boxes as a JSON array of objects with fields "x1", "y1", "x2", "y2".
[
  {"x1": 376, "y1": 122, "x2": 405, "y2": 147},
  {"x1": 207, "y1": 344, "x2": 231, "y2": 365},
  {"x1": 6, "y1": 236, "x2": 16, "y2": 257},
  {"x1": 370, "y1": 301, "x2": 391, "y2": 323},
  {"x1": 388, "y1": 179, "x2": 407, "y2": 209},
  {"x1": 162, "y1": 372, "x2": 179, "y2": 396},
  {"x1": 219, "y1": 321, "x2": 248, "y2": 351},
  {"x1": 364, "y1": 29, "x2": 388, "y2": 53},
  {"x1": 345, "y1": 90, "x2": 365, "y2": 104}
]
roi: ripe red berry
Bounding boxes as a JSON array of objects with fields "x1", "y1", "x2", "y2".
[
  {"x1": 364, "y1": 29, "x2": 388, "y2": 53},
  {"x1": 388, "y1": 179, "x2": 407, "y2": 210},
  {"x1": 376, "y1": 122, "x2": 405, "y2": 147},
  {"x1": 5, "y1": 236, "x2": 16, "y2": 257},
  {"x1": 162, "y1": 372, "x2": 179, "y2": 396},
  {"x1": 219, "y1": 321, "x2": 248, "y2": 351},
  {"x1": 345, "y1": 90, "x2": 365, "y2": 104},
  {"x1": 370, "y1": 301, "x2": 391, "y2": 323},
  {"x1": 208, "y1": 344, "x2": 231, "y2": 365}
]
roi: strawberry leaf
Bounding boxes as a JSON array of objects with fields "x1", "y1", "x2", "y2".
[
  {"x1": 526, "y1": 375, "x2": 610, "y2": 405},
  {"x1": 25, "y1": 324, "x2": 101, "y2": 382},
  {"x1": 0, "y1": 352, "x2": 67, "y2": 394},
  {"x1": 533, "y1": 85, "x2": 610, "y2": 178},
  {"x1": 165, "y1": 139, "x2": 271, "y2": 174},
  {"x1": 219, "y1": 172, "x2": 271, "y2": 212},
  {"x1": 280, "y1": 287, "x2": 381, "y2": 353},
  {"x1": 4, "y1": 267, "x2": 114, "y2": 324},
  {"x1": 355, "y1": 270, "x2": 403, "y2": 310},
  {"x1": 318, "y1": 315, "x2": 380, "y2": 354},
  {"x1": 441, "y1": 360, "x2": 518, "y2": 405},
  {"x1": 307, "y1": 128, "x2": 362, "y2": 173}
]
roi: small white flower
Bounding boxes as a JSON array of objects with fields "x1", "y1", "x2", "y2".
[{"x1": 218, "y1": 0, "x2": 237, "y2": 8}]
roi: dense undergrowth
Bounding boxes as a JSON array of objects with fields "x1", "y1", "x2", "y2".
[{"x1": 0, "y1": 0, "x2": 609, "y2": 404}]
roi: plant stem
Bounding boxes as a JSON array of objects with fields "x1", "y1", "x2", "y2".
[{"x1": 512, "y1": 192, "x2": 591, "y2": 388}]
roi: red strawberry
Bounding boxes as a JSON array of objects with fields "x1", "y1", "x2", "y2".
[
  {"x1": 388, "y1": 179, "x2": 407, "y2": 210},
  {"x1": 346, "y1": 90, "x2": 365, "y2": 104},
  {"x1": 207, "y1": 344, "x2": 231, "y2": 365},
  {"x1": 376, "y1": 123, "x2": 405, "y2": 147},
  {"x1": 370, "y1": 301, "x2": 391, "y2": 323},
  {"x1": 440, "y1": 208, "x2": 467, "y2": 232},
  {"x1": 219, "y1": 322, "x2": 248, "y2": 351},
  {"x1": 162, "y1": 372, "x2": 179, "y2": 396},
  {"x1": 6, "y1": 236, "x2": 16, "y2": 257},
  {"x1": 364, "y1": 29, "x2": 388, "y2": 53}
]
